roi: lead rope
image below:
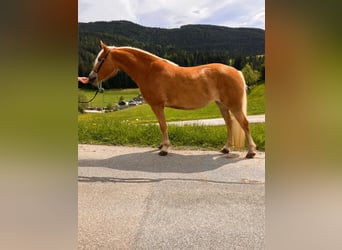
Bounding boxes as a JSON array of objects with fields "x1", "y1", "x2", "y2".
[
  {"x1": 78, "y1": 82, "x2": 103, "y2": 104},
  {"x1": 78, "y1": 89, "x2": 99, "y2": 104}
]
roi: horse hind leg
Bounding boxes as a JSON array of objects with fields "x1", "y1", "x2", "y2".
[
  {"x1": 231, "y1": 109, "x2": 257, "y2": 158},
  {"x1": 150, "y1": 105, "x2": 170, "y2": 156},
  {"x1": 216, "y1": 102, "x2": 233, "y2": 154}
]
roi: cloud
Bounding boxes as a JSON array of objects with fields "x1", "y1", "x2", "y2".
[
  {"x1": 78, "y1": 0, "x2": 264, "y2": 29},
  {"x1": 78, "y1": 0, "x2": 138, "y2": 23}
]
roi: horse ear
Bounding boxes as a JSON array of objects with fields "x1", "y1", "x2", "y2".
[{"x1": 100, "y1": 41, "x2": 107, "y2": 49}]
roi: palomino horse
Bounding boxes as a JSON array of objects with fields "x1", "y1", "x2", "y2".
[{"x1": 88, "y1": 41, "x2": 257, "y2": 158}]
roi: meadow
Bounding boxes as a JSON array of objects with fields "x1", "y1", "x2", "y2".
[
  {"x1": 79, "y1": 88, "x2": 140, "y2": 108},
  {"x1": 78, "y1": 83, "x2": 265, "y2": 151}
]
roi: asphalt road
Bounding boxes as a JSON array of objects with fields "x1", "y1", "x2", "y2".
[{"x1": 78, "y1": 144, "x2": 265, "y2": 249}]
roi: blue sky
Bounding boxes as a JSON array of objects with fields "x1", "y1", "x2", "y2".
[{"x1": 78, "y1": 0, "x2": 264, "y2": 29}]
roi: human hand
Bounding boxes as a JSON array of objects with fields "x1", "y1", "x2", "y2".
[{"x1": 78, "y1": 77, "x2": 89, "y2": 84}]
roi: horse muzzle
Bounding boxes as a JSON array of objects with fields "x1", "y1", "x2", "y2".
[{"x1": 88, "y1": 71, "x2": 99, "y2": 87}]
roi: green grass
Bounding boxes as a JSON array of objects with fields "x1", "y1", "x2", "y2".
[
  {"x1": 78, "y1": 88, "x2": 141, "y2": 108},
  {"x1": 78, "y1": 120, "x2": 265, "y2": 151},
  {"x1": 78, "y1": 103, "x2": 221, "y2": 124},
  {"x1": 247, "y1": 84, "x2": 265, "y2": 114},
  {"x1": 78, "y1": 83, "x2": 265, "y2": 151}
]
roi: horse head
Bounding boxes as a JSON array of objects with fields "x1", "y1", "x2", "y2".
[{"x1": 88, "y1": 41, "x2": 119, "y2": 88}]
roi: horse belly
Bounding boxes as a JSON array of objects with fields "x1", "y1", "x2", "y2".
[
  {"x1": 165, "y1": 100, "x2": 209, "y2": 110},
  {"x1": 165, "y1": 86, "x2": 216, "y2": 110}
]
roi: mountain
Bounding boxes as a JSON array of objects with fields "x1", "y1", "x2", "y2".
[{"x1": 78, "y1": 20, "x2": 264, "y2": 55}]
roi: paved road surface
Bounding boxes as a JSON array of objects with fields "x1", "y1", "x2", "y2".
[{"x1": 78, "y1": 144, "x2": 265, "y2": 249}]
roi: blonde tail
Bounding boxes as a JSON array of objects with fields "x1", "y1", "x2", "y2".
[{"x1": 231, "y1": 71, "x2": 247, "y2": 149}]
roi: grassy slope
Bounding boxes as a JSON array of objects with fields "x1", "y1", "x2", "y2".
[
  {"x1": 78, "y1": 88, "x2": 140, "y2": 108},
  {"x1": 247, "y1": 84, "x2": 265, "y2": 115}
]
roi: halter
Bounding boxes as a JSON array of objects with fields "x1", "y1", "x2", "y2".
[
  {"x1": 78, "y1": 49, "x2": 110, "y2": 104},
  {"x1": 93, "y1": 49, "x2": 111, "y2": 73}
]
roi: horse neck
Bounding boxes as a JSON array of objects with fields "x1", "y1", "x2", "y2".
[{"x1": 111, "y1": 48, "x2": 154, "y2": 86}]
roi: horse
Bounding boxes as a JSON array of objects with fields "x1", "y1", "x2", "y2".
[{"x1": 87, "y1": 41, "x2": 257, "y2": 158}]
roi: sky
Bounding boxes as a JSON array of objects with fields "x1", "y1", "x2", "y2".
[{"x1": 78, "y1": 0, "x2": 265, "y2": 29}]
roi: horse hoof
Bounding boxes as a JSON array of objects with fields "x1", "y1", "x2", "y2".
[
  {"x1": 246, "y1": 152, "x2": 256, "y2": 159},
  {"x1": 220, "y1": 148, "x2": 229, "y2": 154},
  {"x1": 159, "y1": 150, "x2": 168, "y2": 156}
]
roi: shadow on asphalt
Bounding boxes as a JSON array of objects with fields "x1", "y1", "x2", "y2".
[{"x1": 78, "y1": 149, "x2": 247, "y2": 174}]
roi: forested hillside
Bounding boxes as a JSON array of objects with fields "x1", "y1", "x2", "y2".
[{"x1": 78, "y1": 20, "x2": 264, "y2": 89}]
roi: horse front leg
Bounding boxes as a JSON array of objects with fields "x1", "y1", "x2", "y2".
[{"x1": 150, "y1": 105, "x2": 170, "y2": 156}]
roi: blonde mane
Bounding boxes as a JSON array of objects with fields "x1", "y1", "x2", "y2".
[
  {"x1": 95, "y1": 46, "x2": 178, "y2": 66},
  {"x1": 118, "y1": 46, "x2": 178, "y2": 66}
]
